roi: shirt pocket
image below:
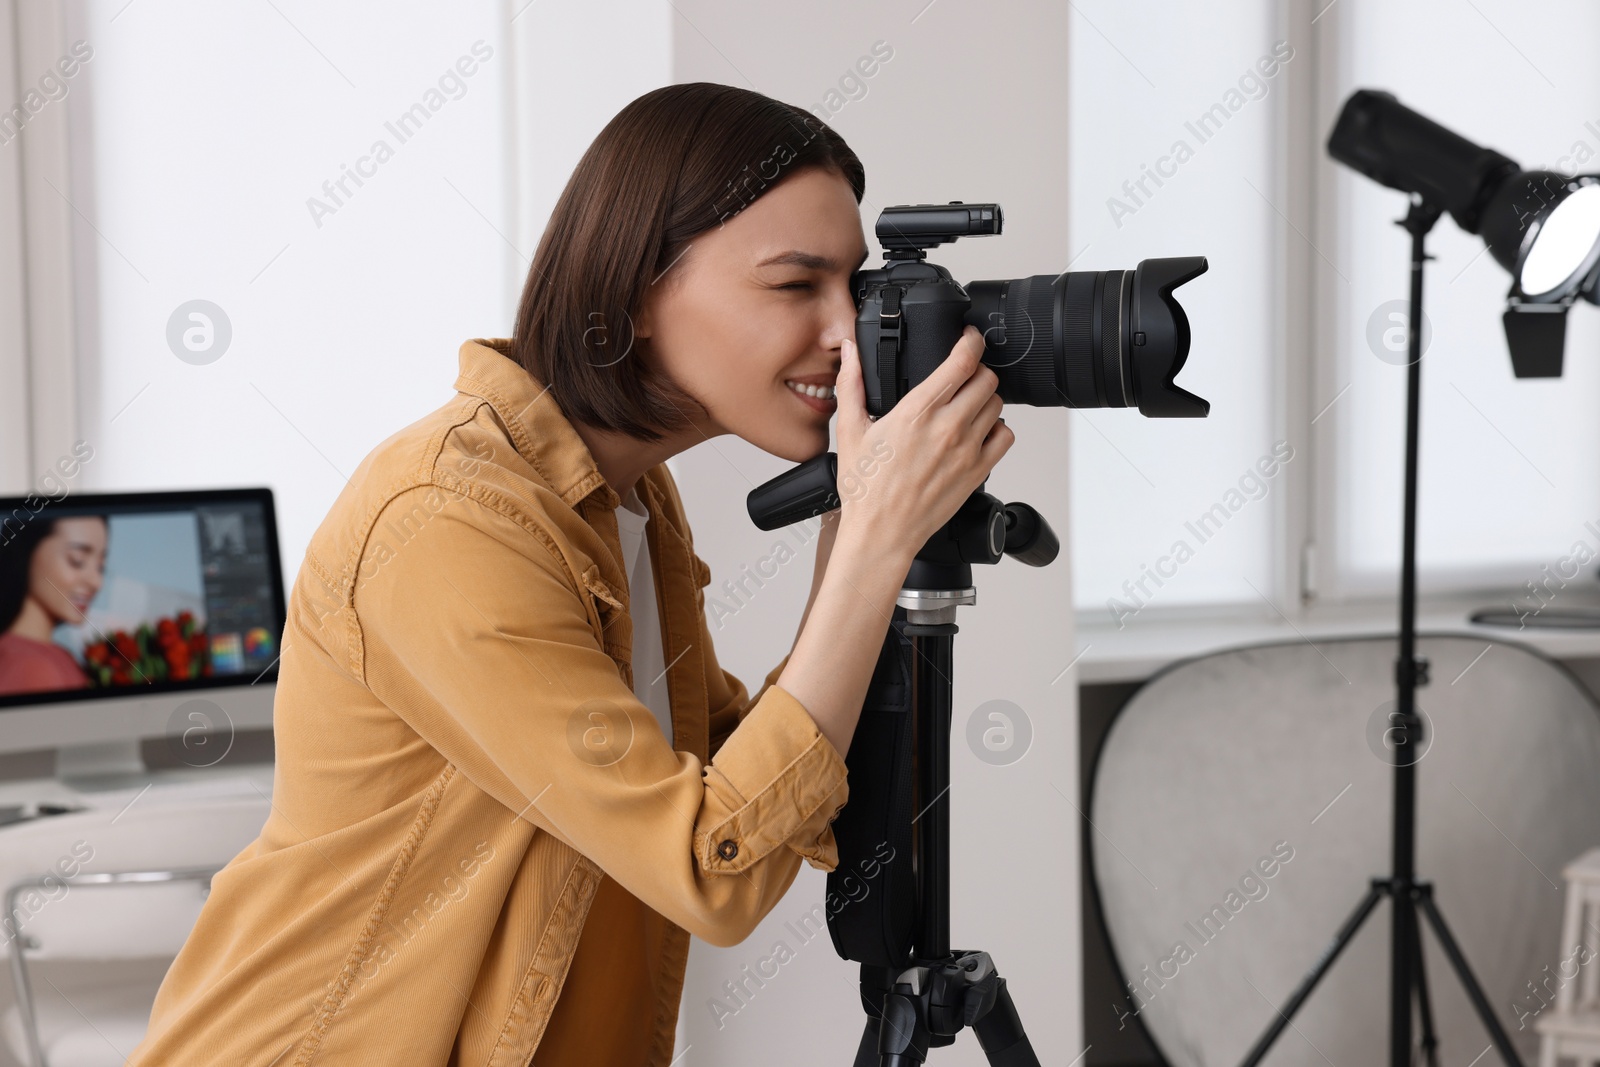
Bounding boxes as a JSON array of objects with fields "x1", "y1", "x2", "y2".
[
  {"x1": 689, "y1": 553, "x2": 713, "y2": 610},
  {"x1": 578, "y1": 564, "x2": 625, "y2": 642}
]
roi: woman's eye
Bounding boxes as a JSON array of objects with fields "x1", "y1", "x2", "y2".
[{"x1": 778, "y1": 282, "x2": 813, "y2": 291}]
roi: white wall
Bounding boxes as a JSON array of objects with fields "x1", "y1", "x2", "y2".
[
  {"x1": 507, "y1": 0, "x2": 671, "y2": 259},
  {"x1": 669, "y1": 4, "x2": 1079, "y2": 1063},
  {"x1": 61, "y1": 0, "x2": 523, "y2": 583}
]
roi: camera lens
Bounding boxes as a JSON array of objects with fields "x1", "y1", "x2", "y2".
[{"x1": 965, "y1": 256, "x2": 1210, "y2": 417}]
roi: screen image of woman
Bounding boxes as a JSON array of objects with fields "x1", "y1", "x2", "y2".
[{"x1": 0, "y1": 516, "x2": 108, "y2": 696}]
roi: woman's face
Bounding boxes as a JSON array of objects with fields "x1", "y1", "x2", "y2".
[
  {"x1": 639, "y1": 165, "x2": 869, "y2": 462},
  {"x1": 30, "y1": 517, "x2": 107, "y2": 625}
]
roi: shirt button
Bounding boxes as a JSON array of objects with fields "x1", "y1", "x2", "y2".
[{"x1": 716, "y1": 839, "x2": 739, "y2": 860}]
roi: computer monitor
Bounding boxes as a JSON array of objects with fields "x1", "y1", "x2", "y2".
[{"x1": 0, "y1": 488, "x2": 285, "y2": 787}]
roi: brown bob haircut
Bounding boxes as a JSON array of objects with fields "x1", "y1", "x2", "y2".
[{"x1": 511, "y1": 82, "x2": 867, "y2": 442}]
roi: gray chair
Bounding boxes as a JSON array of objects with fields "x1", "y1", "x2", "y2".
[
  {"x1": 1089, "y1": 634, "x2": 1600, "y2": 1067},
  {"x1": 0, "y1": 792, "x2": 269, "y2": 1067}
]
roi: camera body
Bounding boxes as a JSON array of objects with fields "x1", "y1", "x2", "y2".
[
  {"x1": 849, "y1": 202, "x2": 1210, "y2": 418},
  {"x1": 854, "y1": 254, "x2": 988, "y2": 417}
]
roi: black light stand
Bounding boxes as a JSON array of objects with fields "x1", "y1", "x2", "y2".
[{"x1": 1236, "y1": 198, "x2": 1525, "y2": 1067}]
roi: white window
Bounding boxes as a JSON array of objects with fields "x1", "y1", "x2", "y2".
[
  {"x1": 1071, "y1": 0, "x2": 1600, "y2": 628},
  {"x1": 1068, "y1": 0, "x2": 1289, "y2": 621},
  {"x1": 1314, "y1": 0, "x2": 1600, "y2": 602}
]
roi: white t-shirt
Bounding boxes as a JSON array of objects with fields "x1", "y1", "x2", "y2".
[{"x1": 614, "y1": 484, "x2": 673, "y2": 748}]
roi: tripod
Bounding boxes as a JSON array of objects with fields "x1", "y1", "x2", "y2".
[
  {"x1": 830, "y1": 484, "x2": 1057, "y2": 1066},
  {"x1": 1237, "y1": 198, "x2": 1525, "y2": 1067}
]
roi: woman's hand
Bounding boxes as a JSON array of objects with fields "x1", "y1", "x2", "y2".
[
  {"x1": 831, "y1": 324, "x2": 1013, "y2": 557},
  {"x1": 776, "y1": 331, "x2": 1012, "y2": 759}
]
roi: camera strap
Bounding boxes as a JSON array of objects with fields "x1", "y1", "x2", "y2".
[{"x1": 876, "y1": 286, "x2": 906, "y2": 401}]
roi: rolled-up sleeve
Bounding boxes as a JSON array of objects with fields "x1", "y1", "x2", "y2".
[
  {"x1": 702, "y1": 650, "x2": 845, "y2": 873},
  {"x1": 707, "y1": 651, "x2": 791, "y2": 761},
  {"x1": 352, "y1": 487, "x2": 848, "y2": 948},
  {"x1": 705, "y1": 644, "x2": 848, "y2": 873}
]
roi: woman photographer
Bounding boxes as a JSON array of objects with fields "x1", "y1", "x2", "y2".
[{"x1": 130, "y1": 81, "x2": 1010, "y2": 1065}]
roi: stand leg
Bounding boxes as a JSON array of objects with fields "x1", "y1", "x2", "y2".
[
  {"x1": 1408, "y1": 891, "x2": 1440, "y2": 1067},
  {"x1": 1415, "y1": 888, "x2": 1527, "y2": 1067},
  {"x1": 877, "y1": 974, "x2": 930, "y2": 1067},
  {"x1": 1239, "y1": 882, "x2": 1388, "y2": 1067},
  {"x1": 855, "y1": 965, "x2": 915, "y2": 1067},
  {"x1": 970, "y1": 977, "x2": 1042, "y2": 1067},
  {"x1": 855, "y1": 965, "x2": 893, "y2": 1067},
  {"x1": 856, "y1": 1020, "x2": 883, "y2": 1067},
  {"x1": 1394, "y1": 881, "x2": 1416, "y2": 1067}
]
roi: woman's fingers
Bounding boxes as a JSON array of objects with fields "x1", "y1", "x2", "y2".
[
  {"x1": 970, "y1": 389, "x2": 1004, "y2": 431},
  {"x1": 899, "y1": 325, "x2": 986, "y2": 420},
  {"x1": 976, "y1": 415, "x2": 1014, "y2": 477},
  {"x1": 830, "y1": 323, "x2": 1014, "y2": 552},
  {"x1": 834, "y1": 337, "x2": 870, "y2": 443}
]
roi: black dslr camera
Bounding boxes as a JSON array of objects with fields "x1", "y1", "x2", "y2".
[{"x1": 747, "y1": 202, "x2": 1209, "y2": 529}]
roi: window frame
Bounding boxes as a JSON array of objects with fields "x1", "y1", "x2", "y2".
[{"x1": 1, "y1": 0, "x2": 81, "y2": 497}]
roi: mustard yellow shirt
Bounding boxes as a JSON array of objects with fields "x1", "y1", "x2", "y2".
[{"x1": 127, "y1": 338, "x2": 850, "y2": 1066}]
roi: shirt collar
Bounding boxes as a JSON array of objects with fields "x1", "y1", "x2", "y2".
[{"x1": 454, "y1": 337, "x2": 622, "y2": 513}]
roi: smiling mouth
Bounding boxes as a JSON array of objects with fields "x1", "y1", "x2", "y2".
[{"x1": 785, "y1": 379, "x2": 836, "y2": 401}]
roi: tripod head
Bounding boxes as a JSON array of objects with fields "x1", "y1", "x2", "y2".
[
  {"x1": 745, "y1": 455, "x2": 1058, "y2": 605},
  {"x1": 904, "y1": 485, "x2": 1057, "y2": 578}
]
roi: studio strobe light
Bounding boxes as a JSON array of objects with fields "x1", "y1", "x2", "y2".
[
  {"x1": 1329, "y1": 88, "x2": 1600, "y2": 377},
  {"x1": 1239, "y1": 89, "x2": 1600, "y2": 1067}
]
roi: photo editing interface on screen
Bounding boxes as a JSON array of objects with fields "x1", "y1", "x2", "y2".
[{"x1": 0, "y1": 494, "x2": 283, "y2": 707}]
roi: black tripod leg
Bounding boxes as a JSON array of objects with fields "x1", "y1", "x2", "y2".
[
  {"x1": 856, "y1": 1019, "x2": 883, "y2": 1067},
  {"x1": 970, "y1": 976, "x2": 1042, "y2": 1067},
  {"x1": 1407, "y1": 893, "x2": 1440, "y2": 1067},
  {"x1": 855, "y1": 965, "x2": 891, "y2": 1067},
  {"x1": 877, "y1": 983, "x2": 929, "y2": 1067},
  {"x1": 1239, "y1": 882, "x2": 1387, "y2": 1067},
  {"x1": 1413, "y1": 890, "x2": 1526, "y2": 1067}
]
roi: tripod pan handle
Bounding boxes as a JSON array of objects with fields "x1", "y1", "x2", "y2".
[{"x1": 747, "y1": 452, "x2": 841, "y2": 530}]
